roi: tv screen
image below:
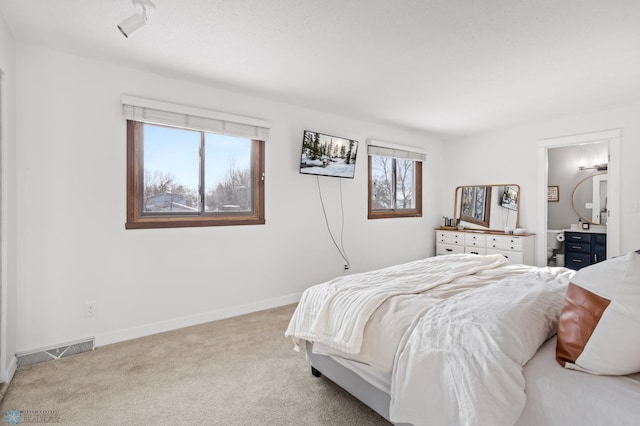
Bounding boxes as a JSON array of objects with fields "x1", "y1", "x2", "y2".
[{"x1": 299, "y1": 130, "x2": 358, "y2": 178}]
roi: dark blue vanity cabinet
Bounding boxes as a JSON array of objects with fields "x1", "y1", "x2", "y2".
[{"x1": 564, "y1": 231, "x2": 606, "y2": 270}]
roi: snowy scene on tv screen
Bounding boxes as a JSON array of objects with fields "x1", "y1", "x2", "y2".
[{"x1": 299, "y1": 131, "x2": 358, "y2": 178}]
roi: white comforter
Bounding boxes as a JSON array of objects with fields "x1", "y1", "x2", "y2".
[
  {"x1": 285, "y1": 254, "x2": 507, "y2": 354},
  {"x1": 286, "y1": 254, "x2": 574, "y2": 426},
  {"x1": 390, "y1": 267, "x2": 572, "y2": 426},
  {"x1": 312, "y1": 263, "x2": 538, "y2": 375}
]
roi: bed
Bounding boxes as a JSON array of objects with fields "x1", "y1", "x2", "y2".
[{"x1": 285, "y1": 253, "x2": 640, "y2": 426}]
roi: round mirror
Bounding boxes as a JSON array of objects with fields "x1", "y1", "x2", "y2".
[{"x1": 572, "y1": 172, "x2": 608, "y2": 225}]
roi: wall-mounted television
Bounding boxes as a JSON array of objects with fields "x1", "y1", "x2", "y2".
[{"x1": 299, "y1": 130, "x2": 358, "y2": 179}]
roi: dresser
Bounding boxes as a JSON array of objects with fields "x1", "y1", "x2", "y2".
[
  {"x1": 564, "y1": 231, "x2": 606, "y2": 270},
  {"x1": 435, "y1": 229, "x2": 536, "y2": 265}
]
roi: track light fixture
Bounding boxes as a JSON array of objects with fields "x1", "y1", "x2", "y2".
[{"x1": 118, "y1": 0, "x2": 156, "y2": 38}]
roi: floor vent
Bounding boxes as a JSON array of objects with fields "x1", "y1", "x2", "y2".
[{"x1": 17, "y1": 339, "x2": 94, "y2": 368}]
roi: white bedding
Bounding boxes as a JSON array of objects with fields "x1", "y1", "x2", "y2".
[
  {"x1": 517, "y1": 336, "x2": 640, "y2": 426},
  {"x1": 312, "y1": 263, "x2": 536, "y2": 374},
  {"x1": 286, "y1": 254, "x2": 507, "y2": 354},
  {"x1": 288, "y1": 254, "x2": 577, "y2": 425},
  {"x1": 390, "y1": 267, "x2": 572, "y2": 426}
]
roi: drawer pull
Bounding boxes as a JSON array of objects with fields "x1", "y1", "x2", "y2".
[
  {"x1": 446, "y1": 248, "x2": 453, "y2": 252},
  {"x1": 571, "y1": 246, "x2": 582, "y2": 250},
  {"x1": 571, "y1": 236, "x2": 581, "y2": 240},
  {"x1": 574, "y1": 259, "x2": 582, "y2": 263},
  {"x1": 470, "y1": 251, "x2": 479, "y2": 255}
]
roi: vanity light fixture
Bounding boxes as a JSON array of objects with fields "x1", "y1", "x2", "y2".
[
  {"x1": 578, "y1": 163, "x2": 608, "y2": 171},
  {"x1": 117, "y1": 0, "x2": 156, "y2": 38}
]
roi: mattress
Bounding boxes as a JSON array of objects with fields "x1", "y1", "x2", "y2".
[{"x1": 318, "y1": 336, "x2": 640, "y2": 426}]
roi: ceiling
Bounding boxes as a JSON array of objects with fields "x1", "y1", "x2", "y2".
[{"x1": 2, "y1": 0, "x2": 640, "y2": 139}]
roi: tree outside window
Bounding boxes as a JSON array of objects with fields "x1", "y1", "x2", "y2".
[
  {"x1": 368, "y1": 155, "x2": 422, "y2": 219},
  {"x1": 126, "y1": 121, "x2": 265, "y2": 229}
]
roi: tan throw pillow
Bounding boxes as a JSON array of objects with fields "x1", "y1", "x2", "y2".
[{"x1": 556, "y1": 250, "x2": 640, "y2": 375}]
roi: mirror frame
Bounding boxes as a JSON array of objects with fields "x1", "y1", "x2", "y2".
[
  {"x1": 571, "y1": 172, "x2": 607, "y2": 225},
  {"x1": 454, "y1": 184, "x2": 521, "y2": 232}
]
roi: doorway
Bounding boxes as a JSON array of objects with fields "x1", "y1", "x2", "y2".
[
  {"x1": 537, "y1": 130, "x2": 621, "y2": 267},
  {"x1": 0, "y1": 69, "x2": 4, "y2": 383}
]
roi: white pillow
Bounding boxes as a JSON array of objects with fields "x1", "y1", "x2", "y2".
[{"x1": 556, "y1": 250, "x2": 640, "y2": 375}]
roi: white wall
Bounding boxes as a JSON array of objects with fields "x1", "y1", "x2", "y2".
[
  {"x1": 441, "y1": 104, "x2": 640, "y2": 261},
  {"x1": 15, "y1": 44, "x2": 445, "y2": 353},
  {"x1": 0, "y1": 12, "x2": 18, "y2": 381}
]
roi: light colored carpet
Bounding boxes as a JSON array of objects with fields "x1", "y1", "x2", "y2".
[{"x1": 0, "y1": 304, "x2": 391, "y2": 425}]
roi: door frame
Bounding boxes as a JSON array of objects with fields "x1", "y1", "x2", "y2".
[
  {"x1": 0, "y1": 68, "x2": 5, "y2": 382},
  {"x1": 537, "y1": 129, "x2": 621, "y2": 267}
]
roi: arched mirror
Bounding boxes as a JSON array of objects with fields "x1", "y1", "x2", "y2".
[
  {"x1": 572, "y1": 172, "x2": 608, "y2": 225},
  {"x1": 454, "y1": 184, "x2": 520, "y2": 231}
]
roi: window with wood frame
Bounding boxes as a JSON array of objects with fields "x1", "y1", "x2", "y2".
[
  {"x1": 367, "y1": 144, "x2": 424, "y2": 219},
  {"x1": 123, "y1": 96, "x2": 268, "y2": 229}
]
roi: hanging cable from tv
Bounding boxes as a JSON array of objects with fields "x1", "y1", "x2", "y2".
[{"x1": 316, "y1": 176, "x2": 351, "y2": 270}]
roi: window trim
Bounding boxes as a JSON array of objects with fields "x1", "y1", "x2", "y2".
[
  {"x1": 367, "y1": 155, "x2": 422, "y2": 219},
  {"x1": 125, "y1": 120, "x2": 265, "y2": 229}
]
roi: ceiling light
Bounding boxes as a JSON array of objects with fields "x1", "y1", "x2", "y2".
[
  {"x1": 578, "y1": 163, "x2": 608, "y2": 171},
  {"x1": 117, "y1": 0, "x2": 156, "y2": 38}
]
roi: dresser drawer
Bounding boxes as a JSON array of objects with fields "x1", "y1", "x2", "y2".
[
  {"x1": 465, "y1": 247, "x2": 487, "y2": 255},
  {"x1": 565, "y1": 232, "x2": 592, "y2": 244},
  {"x1": 486, "y1": 249, "x2": 523, "y2": 264},
  {"x1": 566, "y1": 253, "x2": 591, "y2": 270},
  {"x1": 565, "y1": 242, "x2": 591, "y2": 254},
  {"x1": 487, "y1": 236, "x2": 523, "y2": 251},
  {"x1": 436, "y1": 231, "x2": 464, "y2": 245},
  {"x1": 436, "y1": 243, "x2": 465, "y2": 255},
  {"x1": 464, "y1": 234, "x2": 486, "y2": 247}
]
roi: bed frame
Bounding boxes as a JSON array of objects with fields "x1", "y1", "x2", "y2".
[{"x1": 306, "y1": 341, "x2": 410, "y2": 425}]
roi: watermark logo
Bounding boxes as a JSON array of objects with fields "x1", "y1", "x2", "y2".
[
  {"x1": 5, "y1": 410, "x2": 59, "y2": 424},
  {"x1": 4, "y1": 410, "x2": 22, "y2": 425}
]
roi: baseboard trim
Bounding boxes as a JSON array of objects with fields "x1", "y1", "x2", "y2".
[{"x1": 95, "y1": 292, "x2": 302, "y2": 347}]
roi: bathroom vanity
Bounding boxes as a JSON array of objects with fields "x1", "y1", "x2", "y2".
[{"x1": 564, "y1": 230, "x2": 606, "y2": 270}]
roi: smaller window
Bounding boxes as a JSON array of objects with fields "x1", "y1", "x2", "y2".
[{"x1": 368, "y1": 153, "x2": 423, "y2": 219}]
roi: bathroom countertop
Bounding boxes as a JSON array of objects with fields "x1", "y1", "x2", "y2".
[{"x1": 564, "y1": 227, "x2": 607, "y2": 234}]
